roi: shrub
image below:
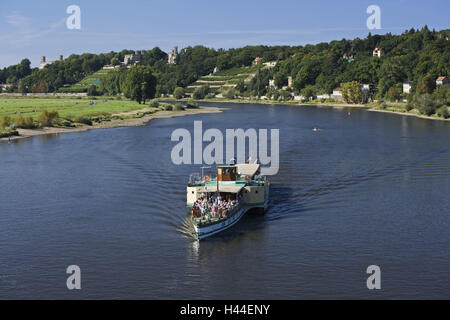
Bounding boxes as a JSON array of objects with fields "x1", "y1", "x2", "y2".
[
  {"x1": 173, "y1": 87, "x2": 185, "y2": 99},
  {"x1": 173, "y1": 103, "x2": 185, "y2": 111},
  {"x1": 193, "y1": 85, "x2": 210, "y2": 99},
  {"x1": 0, "y1": 129, "x2": 18, "y2": 138},
  {"x1": 186, "y1": 100, "x2": 199, "y2": 108},
  {"x1": 0, "y1": 115, "x2": 12, "y2": 129},
  {"x1": 38, "y1": 110, "x2": 59, "y2": 127},
  {"x1": 436, "y1": 106, "x2": 449, "y2": 119},
  {"x1": 413, "y1": 94, "x2": 436, "y2": 116},
  {"x1": 405, "y1": 103, "x2": 413, "y2": 111},
  {"x1": 160, "y1": 103, "x2": 173, "y2": 111},
  {"x1": 149, "y1": 99, "x2": 160, "y2": 108},
  {"x1": 224, "y1": 88, "x2": 236, "y2": 99},
  {"x1": 75, "y1": 116, "x2": 93, "y2": 125},
  {"x1": 14, "y1": 114, "x2": 25, "y2": 128},
  {"x1": 24, "y1": 117, "x2": 36, "y2": 129},
  {"x1": 13, "y1": 114, "x2": 36, "y2": 129},
  {"x1": 61, "y1": 120, "x2": 75, "y2": 127}
]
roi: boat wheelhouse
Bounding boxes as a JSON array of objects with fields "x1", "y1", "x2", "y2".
[{"x1": 187, "y1": 163, "x2": 269, "y2": 240}]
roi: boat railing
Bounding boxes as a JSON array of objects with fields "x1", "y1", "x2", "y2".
[{"x1": 192, "y1": 201, "x2": 242, "y2": 226}]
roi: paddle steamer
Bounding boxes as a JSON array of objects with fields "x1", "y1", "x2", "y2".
[{"x1": 187, "y1": 163, "x2": 269, "y2": 240}]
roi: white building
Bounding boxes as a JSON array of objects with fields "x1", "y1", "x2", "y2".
[
  {"x1": 168, "y1": 46, "x2": 178, "y2": 65},
  {"x1": 316, "y1": 94, "x2": 331, "y2": 99},
  {"x1": 39, "y1": 55, "x2": 63, "y2": 69},
  {"x1": 332, "y1": 87, "x2": 344, "y2": 101},
  {"x1": 403, "y1": 82, "x2": 412, "y2": 94},
  {"x1": 269, "y1": 79, "x2": 276, "y2": 88},
  {"x1": 436, "y1": 76, "x2": 448, "y2": 86},
  {"x1": 124, "y1": 54, "x2": 139, "y2": 65},
  {"x1": 373, "y1": 47, "x2": 382, "y2": 58}
]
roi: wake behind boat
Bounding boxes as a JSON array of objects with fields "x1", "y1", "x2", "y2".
[{"x1": 186, "y1": 163, "x2": 269, "y2": 240}]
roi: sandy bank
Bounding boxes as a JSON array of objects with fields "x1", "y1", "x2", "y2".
[
  {"x1": 0, "y1": 107, "x2": 222, "y2": 142},
  {"x1": 368, "y1": 108, "x2": 450, "y2": 121}
]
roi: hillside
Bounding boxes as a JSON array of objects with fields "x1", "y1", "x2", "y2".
[
  {"x1": 185, "y1": 65, "x2": 261, "y2": 95},
  {"x1": 58, "y1": 68, "x2": 117, "y2": 93}
]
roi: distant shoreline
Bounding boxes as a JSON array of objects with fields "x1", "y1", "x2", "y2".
[
  {"x1": 0, "y1": 107, "x2": 222, "y2": 142},
  {"x1": 161, "y1": 98, "x2": 450, "y2": 122}
]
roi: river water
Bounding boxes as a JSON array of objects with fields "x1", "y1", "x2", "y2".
[{"x1": 1, "y1": 102, "x2": 449, "y2": 299}]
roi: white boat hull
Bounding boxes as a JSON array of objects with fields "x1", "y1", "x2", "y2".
[{"x1": 194, "y1": 206, "x2": 247, "y2": 240}]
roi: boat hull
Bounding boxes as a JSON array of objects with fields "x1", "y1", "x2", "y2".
[{"x1": 194, "y1": 206, "x2": 247, "y2": 240}]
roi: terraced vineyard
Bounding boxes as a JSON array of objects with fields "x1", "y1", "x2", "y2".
[
  {"x1": 185, "y1": 65, "x2": 261, "y2": 94},
  {"x1": 59, "y1": 69, "x2": 116, "y2": 93}
]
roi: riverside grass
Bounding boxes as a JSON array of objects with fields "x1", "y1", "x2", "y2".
[{"x1": 0, "y1": 97, "x2": 157, "y2": 120}]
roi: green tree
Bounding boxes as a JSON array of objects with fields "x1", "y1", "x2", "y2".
[
  {"x1": 110, "y1": 57, "x2": 120, "y2": 66},
  {"x1": 413, "y1": 94, "x2": 436, "y2": 115},
  {"x1": 417, "y1": 74, "x2": 436, "y2": 94},
  {"x1": 341, "y1": 81, "x2": 363, "y2": 104},
  {"x1": 224, "y1": 88, "x2": 235, "y2": 99},
  {"x1": 193, "y1": 85, "x2": 210, "y2": 99},
  {"x1": 436, "y1": 106, "x2": 449, "y2": 118},
  {"x1": 14, "y1": 114, "x2": 25, "y2": 128},
  {"x1": 173, "y1": 87, "x2": 185, "y2": 99},
  {"x1": 301, "y1": 85, "x2": 315, "y2": 101},
  {"x1": 38, "y1": 110, "x2": 59, "y2": 127},
  {"x1": 432, "y1": 84, "x2": 450, "y2": 106},
  {"x1": 123, "y1": 66, "x2": 157, "y2": 104},
  {"x1": 385, "y1": 86, "x2": 402, "y2": 102}
]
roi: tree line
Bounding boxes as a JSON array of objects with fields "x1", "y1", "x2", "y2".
[{"x1": 1, "y1": 27, "x2": 448, "y2": 113}]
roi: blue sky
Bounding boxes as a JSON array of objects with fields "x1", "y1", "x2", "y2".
[{"x1": 0, "y1": 0, "x2": 448, "y2": 68}]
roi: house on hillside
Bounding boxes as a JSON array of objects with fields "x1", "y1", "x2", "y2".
[
  {"x1": 0, "y1": 83, "x2": 13, "y2": 91},
  {"x1": 269, "y1": 79, "x2": 276, "y2": 88},
  {"x1": 253, "y1": 57, "x2": 263, "y2": 65},
  {"x1": 316, "y1": 94, "x2": 331, "y2": 100},
  {"x1": 263, "y1": 61, "x2": 277, "y2": 67},
  {"x1": 332, "y1": 87, "x2": 344, "y2": 101},
  {"x1": 436, "y1": 76, "x2": 448, "y2": 87},
  {"x1": 102, "y1": 65, "x2": 121, "y2": 70},
  {"x1": 124, "y1": 53, "x2": 139, "y2": 65},
  {"x1": 372, "y1": 47, "x2": 382, "y2": 58},
  {"x1": 403, "y1": 81, "x2": 413, "y2": 94}
]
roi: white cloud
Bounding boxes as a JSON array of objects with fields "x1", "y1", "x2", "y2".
[{"x1": 0, "y1": 12, "x2": 65, "y2": 47}]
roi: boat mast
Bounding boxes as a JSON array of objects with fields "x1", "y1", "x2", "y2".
[{"x1": 216, "y1": 166, "x2": 219, "y2": 198}]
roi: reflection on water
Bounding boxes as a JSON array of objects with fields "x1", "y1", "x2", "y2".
[{"x1": 0, "y1": 103, "x2": 450, "y2": 299}]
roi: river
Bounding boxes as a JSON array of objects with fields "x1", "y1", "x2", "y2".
[{"x1": 1, "y1": 102, "x2": 449, "y2": 299}]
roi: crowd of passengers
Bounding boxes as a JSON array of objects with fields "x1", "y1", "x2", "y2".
[{"x1": 192, "y1": 194, "x2": 241, "y2": 219}]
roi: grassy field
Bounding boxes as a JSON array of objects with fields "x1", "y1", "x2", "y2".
[{"x1": 0, "y1": 97, "x2": 152, "y2": 120}]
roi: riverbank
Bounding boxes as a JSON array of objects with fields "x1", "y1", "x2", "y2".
[
  {"x1": 161, "y1": 97, "x2": 450, "y2": 121},
  {"x1": 161, "y1": 97, "x2": 367, "y2": 109},
  {"x1": 0, "y1": 107, "x2": 222, "y2": 142},
  {"x1": 368, "y1": 107, "x2": 450, "y2": 121}
]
